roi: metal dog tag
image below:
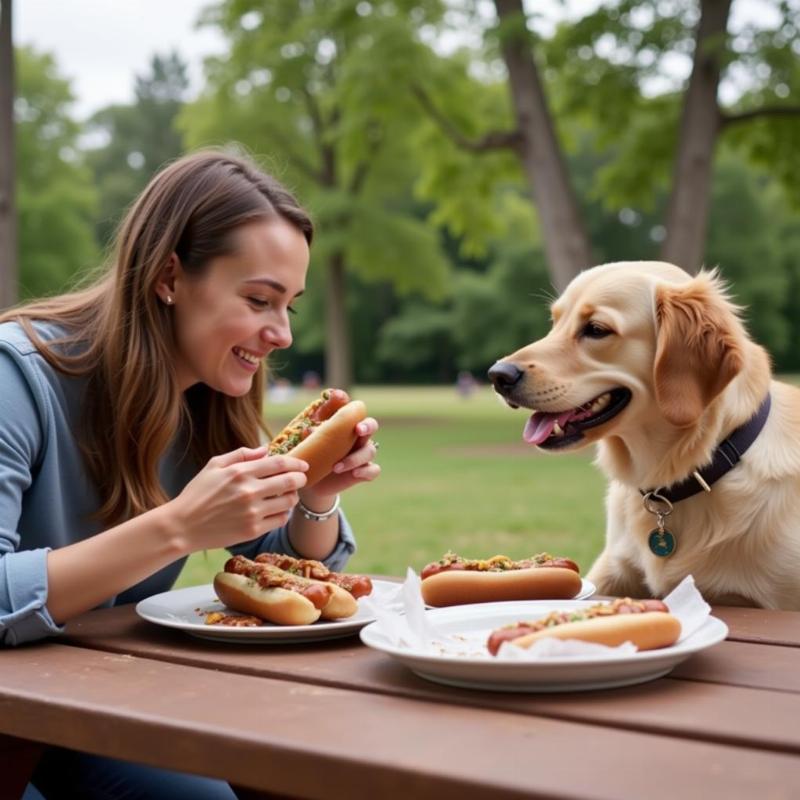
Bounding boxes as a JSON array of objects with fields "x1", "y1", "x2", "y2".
[
  {"x1": 648, "y1": 527, "x2": 676, "y2": 557},
  {"x1": 643, "y1": 491, "x2": 676, "y2": 558}
]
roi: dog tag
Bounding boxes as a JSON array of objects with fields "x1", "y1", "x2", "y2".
[{"x1": 648, "y1": 528, "x2": 676, "y2": 557}]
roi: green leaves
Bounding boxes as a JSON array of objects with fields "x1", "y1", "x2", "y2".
[{"x1": 16, "y1": 47, "x2": 98, "y2": 298}]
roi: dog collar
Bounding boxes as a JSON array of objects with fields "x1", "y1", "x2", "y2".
[{"x1": 641, "y1": 392, "x2": 772, "y2": 505}]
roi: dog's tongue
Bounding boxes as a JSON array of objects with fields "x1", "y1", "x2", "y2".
[{"x1": 523, "y1": 410, "x2": 574, "y2": 445}]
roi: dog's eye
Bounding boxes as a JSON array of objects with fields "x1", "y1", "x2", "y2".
[{"x1": 581, "y1": 321, "x2": 613, "y2": 339}]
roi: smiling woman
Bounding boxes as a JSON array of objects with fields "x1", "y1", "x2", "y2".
[{"x1": 0, "y1": 150, "x2": 380, "y2": 799}]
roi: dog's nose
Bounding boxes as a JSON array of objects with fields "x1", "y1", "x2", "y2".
[{"x1": 488, "y1": 362, "x2": 523, "y2": 392}]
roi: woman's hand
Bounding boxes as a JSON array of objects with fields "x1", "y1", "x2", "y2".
[
  {"x1": 166, "y1": 446, "x2": 309, "y2": 553},
  {"x1": 301, "y1": 417, "x2": 381, "y2": 502}
]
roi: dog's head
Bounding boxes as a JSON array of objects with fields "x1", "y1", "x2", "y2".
[{"x1": 488, "y1": 261, "x2": 748, "y2": 451}]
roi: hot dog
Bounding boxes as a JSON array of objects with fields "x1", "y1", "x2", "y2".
[
  {"x1": 268, "y1": 388, "x2": 367, "y2": 487},
  {"x1": 254, "y1": 553, "x2": 373, "y2": 599},
  {"x1": 487, "y1": 597, "x2": 681, "y2": 655},
  {"x1": 420, "y1": 551, "x2": 583, "y2": 607},
  {"x1": 214, "y1": 555, "x2": 337, "y2": 626}
]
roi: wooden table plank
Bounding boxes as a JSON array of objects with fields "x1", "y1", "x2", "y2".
[
  {"x1": 62, "y1": 608, "x2": 800, "y2": 754},
  {"x1": 0, "y1": 643, "x2": 799, "y2": 800},
  {"x1": 670, "y1": 639, "x2": 800, "y2": 691},
  {"x1": 712, "y1": 606, "x2": 800, "y2": 646}
]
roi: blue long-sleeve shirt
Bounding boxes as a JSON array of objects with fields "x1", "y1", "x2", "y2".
[{"x1": 0, "y1": 321, "x2": 356, "y2": 645}]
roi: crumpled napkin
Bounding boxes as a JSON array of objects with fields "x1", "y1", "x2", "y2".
[{"x1": 366, "y1": 569, "x2": 711, "y2": 661}]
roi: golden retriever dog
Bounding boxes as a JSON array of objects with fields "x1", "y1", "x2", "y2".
[{"x1": 489, "y1": 261, "x2": 800, "y2": 609}]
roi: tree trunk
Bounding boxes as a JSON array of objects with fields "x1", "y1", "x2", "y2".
[
  {"x1": 494, "y1": 0, "x2": 593, "y2": 292},
  {"x1": 0, "y1": 0, "x2": 16, "y2": 309},
  {"x1": 660, "y1": 0, "x2": 732, "y2": 273},
  {"x1": 324, "y1": 249, "x2": 352, "y2": 390}
]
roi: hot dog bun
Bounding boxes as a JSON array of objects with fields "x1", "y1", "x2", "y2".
[
  {"x1": 312, "y1": 580, "x2": 359, "y2": 620},
  {"x1": 269, "y1": 391, "x2": 367, "y2": 487},
  {"x1": 213, "y1": 572, "x2": 322, "y2": 626},
  {"x1": 289, "y1": 400, "x2": 367, "y2": 486},
  {"x1": 502, "y1": 611, "x2": 681, "y2": 652},
  {"x1": 421, "y1": 566, "x2": 582, "y2": 607}
]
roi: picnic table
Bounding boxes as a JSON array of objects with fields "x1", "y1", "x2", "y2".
[{"x1": 1, "y1": 592, "x2": 799, "y2": 799}]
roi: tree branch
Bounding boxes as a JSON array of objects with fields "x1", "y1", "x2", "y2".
[
  {"x1": 348, "y1": 121, "x2": 383, "y2": 196},
  {"x1": 721, "y1": 105, "x2": 800, "y2": 128},
  {"x1": 262, "y1": 121, "x2": 322, "y2": 183},
  {"x1": 412, "y1": 84, "x2": 523, "y2": 153}
]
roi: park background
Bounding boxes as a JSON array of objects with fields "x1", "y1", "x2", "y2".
[{"x1": 2, "y1": 0, "x2": 799, "y2": 584}]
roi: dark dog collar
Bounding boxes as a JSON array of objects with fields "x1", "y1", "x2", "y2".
[{"x1": 641, "y1": 393, "x2": 771, "y2": 504}]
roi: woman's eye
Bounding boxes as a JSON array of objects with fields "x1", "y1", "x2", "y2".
[
  {"x1": 581, "y1": 321, "x2": 612, "y2": 339},
  {"x1": 248, "y1": 297, "x2": 270, "y2": 309}
]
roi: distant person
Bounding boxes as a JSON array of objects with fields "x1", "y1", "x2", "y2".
[
  {"x1": 302, "y1": 369, "x2": 322, "y2": 390},
  {"x1": 268, "y1": 375, "x2": 296, "y2": 402},
  {"x1": 456, "y1": 370, "x2": 478, "y2": 398},
  {"x1": 2, "y1": 151, "x2": 380, "y2": 800}
]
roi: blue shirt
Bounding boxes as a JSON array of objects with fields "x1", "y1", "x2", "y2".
[{"x1": 0, "y1": 321, "x2": 356, "y2": 645}]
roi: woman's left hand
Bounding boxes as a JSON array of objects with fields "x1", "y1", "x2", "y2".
[{"x1": 301, "y1": 417, "x2": 381, "y2": 500}]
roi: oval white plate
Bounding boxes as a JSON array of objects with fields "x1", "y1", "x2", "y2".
[
  {"x1": 360, "y1": 599, "x2": 728, "y2": 692},
  {"x1": 136, "y1": 579, "x2": 400, "y2": 644}
]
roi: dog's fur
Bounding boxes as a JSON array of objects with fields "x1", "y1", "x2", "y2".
[{"x1": 494, "y1": 261, "x2": 800, "y2": 609}]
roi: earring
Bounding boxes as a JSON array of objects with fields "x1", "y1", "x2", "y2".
[{"x1": 165, "y1": 296, "x2": 174, "y2": 305}]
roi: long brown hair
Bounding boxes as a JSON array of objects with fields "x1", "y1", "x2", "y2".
[{"x1": 0, "y1": 150, "x2": 313, "y2": 526}]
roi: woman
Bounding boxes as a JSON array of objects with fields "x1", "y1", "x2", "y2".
[{"x1": 2, "y1": 151, "x2": 379, "y2": 799}]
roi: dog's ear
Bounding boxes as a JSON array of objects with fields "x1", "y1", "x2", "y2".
[{"x1": 653, "y1": 272, "x2": 744, "y2": 428}]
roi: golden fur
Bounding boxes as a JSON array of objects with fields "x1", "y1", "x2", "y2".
[{"x1": 496, "y1": 261, "x2": 800, "y2": 609}]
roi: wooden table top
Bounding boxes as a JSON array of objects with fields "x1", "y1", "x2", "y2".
[{"x1": 1, "y1": 596, "x2": 799, "y2": 799}]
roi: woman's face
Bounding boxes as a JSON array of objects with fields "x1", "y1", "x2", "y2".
[{"x1": 169, "y1": 217, "x2": 309, "y2": 395}]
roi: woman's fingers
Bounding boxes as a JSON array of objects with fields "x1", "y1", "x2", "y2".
[
  {"x1": 333, "y1": 418, "x2": 380, "y2": 474},
  {"x1": 228, "y1": 454, "x2": 309, "y2": 481},
  {"x1": 351, "y1": 463, "x2": 381, "y2": 482},
  {"x1": 210, "y1": 445, "x2": 267, "y2": 468},
  {"x1": 355, "y1": 417, "x2": 379, "y2": 439}
]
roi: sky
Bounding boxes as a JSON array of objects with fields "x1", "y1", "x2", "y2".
[{"x1": 16, "y1": 0, "x2": 226, "y2": 119}]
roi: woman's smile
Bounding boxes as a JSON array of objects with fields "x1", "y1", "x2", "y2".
[{"x1": 232, "y1": 346, "x2": 264, "y2": 370}]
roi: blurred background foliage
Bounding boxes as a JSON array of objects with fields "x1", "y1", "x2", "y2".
[{"x1": 14, "y1": 0, "x2": 800, "y2": 381}]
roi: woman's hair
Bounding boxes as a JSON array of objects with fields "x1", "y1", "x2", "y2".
[{"x1": 0, "y1": 150, "x2": 313, "y2": 526}]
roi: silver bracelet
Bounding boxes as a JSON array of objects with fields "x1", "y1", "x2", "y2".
[{"x1": 296, "y1": 494, "x2": 341, "y2": 522}]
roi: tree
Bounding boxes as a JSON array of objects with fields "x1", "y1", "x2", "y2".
[
  {"x1": 16, "y1": 47, "x2": 98, "y2": 297},
  {"x1": 181, "y1": 0, "x2": 451, "y2": 389},
  {"x1": 0, "y1": 0, "x2": 15, "y2": 308},
  {"x1": 86, "y1": 52, "x2": 188, "y2": 247},
  {"x1": 416, "y1": 0, "x2": 800, "y2": 286}
]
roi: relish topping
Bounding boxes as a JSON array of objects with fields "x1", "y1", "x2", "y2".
[
  {"x1": 421, "y1": 550, "x2": 579, "y2": 579},
  {"x1": 204, "y1": 612, "x2": 263, "y2": 627},
  {"x1": 255, "y1": 553, "x2": 373, "y2": 598},
  {"x1": 268, "y1": 389, "x2": 332, "y2": 455}
]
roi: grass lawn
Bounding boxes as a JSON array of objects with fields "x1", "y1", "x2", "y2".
[{"x1": 175, "y1": 385, "x2": 609, "y2": 587}]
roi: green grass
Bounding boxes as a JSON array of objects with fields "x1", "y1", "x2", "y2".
[{"x1": 175, "y1": 386, "x2": 608, "y2": 587}]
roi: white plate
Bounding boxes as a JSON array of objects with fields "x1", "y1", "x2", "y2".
[
  {"x1": 359, "y1": 599, "x2": 728, "y2": 692},
  {"x1": 136, "y1": 579, "x2": 400, "y2": 643},
  {"x1": 575, "y1": 578, "x2": 597, "y2": 600}
]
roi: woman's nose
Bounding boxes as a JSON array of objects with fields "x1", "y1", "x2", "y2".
[{"x1": 261, "y1": 323, "x2": 292, "y2": 350}]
